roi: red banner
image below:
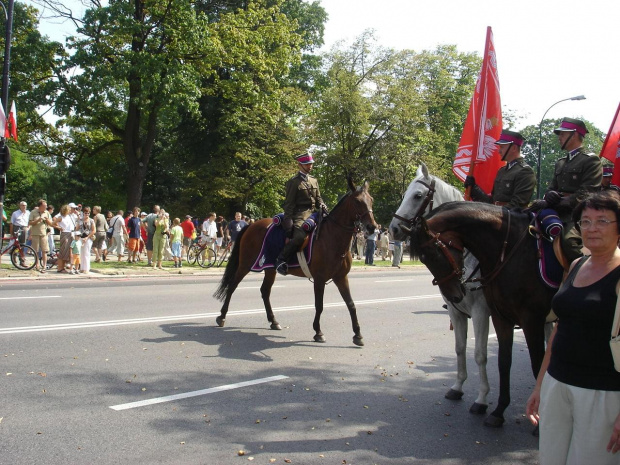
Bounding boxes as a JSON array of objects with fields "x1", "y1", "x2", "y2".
[
  {"x1": 6, "y1": 100, "x2": 17, "y2": 142},
  {"x1": 600, "y1": 102, "x2": 620, "y2": 186},
  {"x1": 453, "y1": 27, "x2": 503, "y2": 195}
]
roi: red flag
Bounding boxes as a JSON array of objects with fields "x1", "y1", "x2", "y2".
[
  {"x1": 6, "y1": 101, "x2": 17, "y2": 141},
  {"x1": 453, "y1": 27, "x2": 503, "y2": 197},
  {"x1": 600, "y1": 102, "x2": 620, "y2": 186}
]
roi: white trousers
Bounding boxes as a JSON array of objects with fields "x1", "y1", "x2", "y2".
[
  {"x1": 80, "y1": 238, "x2": 92, "y2": 273},
  {"x1": 110, "y1": 233, "x2": 125, "y2": 257},
  {"x1": 539, "y1": 373, "x2": 620, "y2": 465}
]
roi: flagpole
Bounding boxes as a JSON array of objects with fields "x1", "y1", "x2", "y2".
[{"x1": 464, "y1": 26, "x2": 492, "y2": 201}]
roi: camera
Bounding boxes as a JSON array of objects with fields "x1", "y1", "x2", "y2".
[{"x1": 81, "y1": 232, "x2": 88, "y2": 238}]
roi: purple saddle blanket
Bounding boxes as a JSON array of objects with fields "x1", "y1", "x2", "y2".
[{"x1": 250, "y1": 213, "x2": 318, "y2": 272}]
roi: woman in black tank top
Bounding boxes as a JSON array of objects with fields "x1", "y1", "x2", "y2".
[{"x1": 526, "y1": 191, "x2": 620, "y2": 464}]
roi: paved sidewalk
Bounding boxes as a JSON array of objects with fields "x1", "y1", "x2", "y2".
[{"x1": 0, "y1": 261, "x2": 409, "y2": 280}]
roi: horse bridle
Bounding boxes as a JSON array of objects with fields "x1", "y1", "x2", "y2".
[
  {"x1": 327, "y1": 191, "x2": 374, "y2": 233},
  {"x1": 420, "y1": 209, "x2": 531, "y2": 288},
  {"x1": 419, "y1": 227, "x2": 464, "y2": 287},
  {"x1": 392, "y1": 178, "x2": 436, "y2": 228}
]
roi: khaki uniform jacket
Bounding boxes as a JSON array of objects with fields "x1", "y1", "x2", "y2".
[
  {"x1": 283, "y1": 172, "x2": 323, "y2": 227},
  {"x1": 547, "y1": 147, "x2": 602, "y2": 219},
  {"x1": 471, "y1": 158, "x2": 535, "y2": 209}
]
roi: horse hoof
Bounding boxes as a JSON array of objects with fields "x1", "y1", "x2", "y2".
[
  {"x1": 483, "y1": 415, "x2": 505, "y2": 428},
  {"x1": 216, "y1": 316, "x2": 226, "y2": 327},
  {"x1": 353, "y1": 336, "x2": 364, "y2": 346},
  {"x1": 469, "y1": 402, "x2": 488, "y2": 415},
  {"x1": 444, "y1": 389, "x2": 464, "y2": 401},
  {"x1": 270, "y1": 323, "x2": 282, "y2": 330},
  {"x1": 314, "y1": 335, "x2": 326, "y2": 343}
]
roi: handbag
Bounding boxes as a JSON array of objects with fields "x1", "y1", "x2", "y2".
[
  {"x1": 106, "y1": 218, "x2": 118, "y2": 240},
  {"x1": 611, "y1": 280, "x2": 620, "y2": 372}
]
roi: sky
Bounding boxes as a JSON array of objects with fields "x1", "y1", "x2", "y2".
[
  {"x1": 29, "y1": 0, "x2": 620, "y2": 133},
  {"x1": 317, "y1": 0, "x2": 620, "y2": 133}
]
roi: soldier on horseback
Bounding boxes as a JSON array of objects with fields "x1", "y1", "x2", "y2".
[
  {"x1": 536, "y1": 117, "x2": 603, "y2": 262},
  {"x1": 275, "y1": 152, "x2": 327, "y2": 276},
  {"x1": 464, "y1": 129, "x2": 536, "y2": 209}
]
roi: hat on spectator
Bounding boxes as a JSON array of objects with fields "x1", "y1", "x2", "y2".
[
  {"x1": 554, "y1": 117, "x2": 589, "y2": 136},
  {"x1": 68, "y1": 202, "x2": 78, "y2": 208},
  {"x1": 295, "y1": 152, "x2": 314, "y2": 165},
  {"x1": 494, "y1": 129, "x2": 524, "y2": 147},
  {"x1": 603, "y1": 166, "x2": 614, "y2": 177},
  {"x1": 140, "y1": 212, "x2": 147, "y2": 217},
  {"x1": 185, "y1": 215, "x2": 192, "y2": 219}
]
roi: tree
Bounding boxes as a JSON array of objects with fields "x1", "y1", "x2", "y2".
[
  {"x1": 309, "y1": 33, "x2": 481, "y2": 223},
  {"x1": 43, "y1": 0, "x2": 306, "y2": 210}
]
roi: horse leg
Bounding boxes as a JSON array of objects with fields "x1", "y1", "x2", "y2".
[
  {"x1": 312, "y1": 280, "x2": 326, "y2": 343},
  {"x1": 333, "y1": 275, "x2": 364, "y2": 346},
  {"x1": 484, "y1": 316, "x2": 514, "y2": 428},
  {"x1": 261, "y1": 269, "x2": 281, "y2": 330},
  {"x1": 469, "y1": 300, "x2": 490, "y2": 415},
  {"x1": 216, "y1": 270, "x2": 248, "y2": 327},
  {"x1": 445, "y1": 303, "x2": 468, "y2": 402}
]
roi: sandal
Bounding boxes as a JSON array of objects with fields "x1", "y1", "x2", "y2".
[{"x1": 57, "y1": 269, "x2": 68, "y2": 273}]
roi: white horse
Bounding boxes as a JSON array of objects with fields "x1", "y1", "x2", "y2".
[{"x1": 390, "y1": 163, "x2": 491, "y2": 414}]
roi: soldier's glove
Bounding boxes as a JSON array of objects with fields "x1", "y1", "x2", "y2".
[
  {"x1": 463, "y1": 176, "x2": 476, "y2": 189},
  {"x1": 543, "y1": 191, "x2": 562, "y2": 207},
  {"x1": 527, "y1": 199, "x2": 548, "y2": 213},
  {"x1": 320, "y1": 203, "x2": 329, "y2": 216}
]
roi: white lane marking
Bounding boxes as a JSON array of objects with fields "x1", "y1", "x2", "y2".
[
  {"x1": 374, "y1": 279, "x2": 412, "y2": 283},
  {"x1": 0, "y1": 296, "x2": 62, "y2": 300},
  {"x1": 110, "y1": 375, "x2": 289, "y2": 411},
  {"x1": 471, "y1": 328, "x2": 523, "y2": 340},
  {"x1": 0, "y1": 294, "x2": 440, "y2": 335}
]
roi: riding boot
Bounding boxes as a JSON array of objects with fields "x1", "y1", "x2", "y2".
[{"x1": 276, "y1": 228, "x2": 305, "y2": 276}]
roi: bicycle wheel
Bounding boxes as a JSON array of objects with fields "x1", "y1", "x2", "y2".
[
  {"x1": 187, "y1": 245, "x2": 200, "y2": 265},
  {"x1": 197, "y1": 247, "x2": 216, "y2": 268},
  {"x1": 11, "y1": 245, "x2": 38, "y2": 270}
]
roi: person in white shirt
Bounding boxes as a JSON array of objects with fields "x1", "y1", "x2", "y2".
[
  {"x1": 10, "y1": 201, "x2": 30, "y2": 244},
  {"x1": 108, "y1": 210, "x2": 128, "y2": 261},
  {"x1": 201, "y1": 212, "x2": 217, "y2": 246}
]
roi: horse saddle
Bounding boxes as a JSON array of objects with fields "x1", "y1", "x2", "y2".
[{"x1": 250, "y1": 214, "x2": 318, "y2": 272}]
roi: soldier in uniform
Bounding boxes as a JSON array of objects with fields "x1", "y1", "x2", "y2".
[
  {"x1": 464, "y1": 129, "x2": 536, "y2": 209},
  {"x1": 539, "y1": 117, "x2": 603, "y2": 262},
  {"x1": 275, "y1": 152, "x2": 326, "y2": 276},
  {"x1": 601, "y1": 166, "x2": 620, "y2": 192}
]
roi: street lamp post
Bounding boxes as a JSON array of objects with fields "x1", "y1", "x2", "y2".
[{"x1": 536, "y1": 95, "x2": 586, "y2": 199}]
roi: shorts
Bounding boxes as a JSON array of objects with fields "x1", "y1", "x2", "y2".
[
  {"x1": 127, "y1": 238, "x2": 140, "y2": 252},
  {"x1": 31, "y1": 235, "x2": 49, "y2": 254},
  {"x1": 171, "y1": 242, "x2": 182, "y2": 257},
  {"x1": 146, "y1": 233, "x2": 154, "y2": 251},
  {"x1": 183, "y1": 237, "x2": 192, "y2": 247},
  {"x1": 93, "y1": 232, "x2": 106, "y2": 249},
  {"x1": 216, "y1": 237, "x2": 223, "y2": 247},
  {"x1": 72, "y1": 256, "x2": 81, "y2": 266}
]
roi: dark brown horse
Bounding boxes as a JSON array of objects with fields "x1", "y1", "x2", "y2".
[
  {"x1": 213, "y1": 179, "x2": 378, "y2": 346},
  {"x1": 410, "y1": 201, "x2": 555, "y2": 427}
]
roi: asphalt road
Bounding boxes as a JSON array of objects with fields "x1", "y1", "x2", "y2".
[{"x1": 0, "y1": 269, "x2": 539, "y2": 465}]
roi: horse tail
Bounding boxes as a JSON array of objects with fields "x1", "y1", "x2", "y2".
[{"x1": 213, "y1": 225, "x2": 250, "y2": 301}]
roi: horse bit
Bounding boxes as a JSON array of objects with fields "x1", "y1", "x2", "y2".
[{"x1": 392, "y1": 178, "x2": 436, "y2": 231}]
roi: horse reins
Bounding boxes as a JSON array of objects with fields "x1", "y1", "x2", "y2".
[
  {"x1": 392, "y1": 178, "x2": 436, "y2": 226},
  {"x1": 420, "y1": 229, "x2": 465, "y2": 287}
]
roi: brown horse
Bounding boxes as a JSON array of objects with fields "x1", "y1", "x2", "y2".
[
  {"x1": 410, "y1": 201, "x2": 555, "y2": 427},
  {"x1": 213, "y1": 178, "x2": 378, "y2": 346}
]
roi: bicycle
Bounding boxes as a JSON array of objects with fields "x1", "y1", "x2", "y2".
[
  {"x1": 215, "y1": 240, "x2": 232, "y2": 267},
  {"x1": 0, "y1": 234, "x2": 38, "y2": 270},
  {"x1": 187, "y1": 238, "x2": 216, "y2": 268}
]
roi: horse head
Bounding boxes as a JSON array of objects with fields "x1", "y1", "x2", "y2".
[
  {"x1": 411, "y1": 216, "x2": 465, "y2": 303},
  {"x1": 340, "y1": 178, "x2": 378, "y2": 234},
  {"x1": 390, "y1": 163, "x2": 463, "y2": 241}
]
